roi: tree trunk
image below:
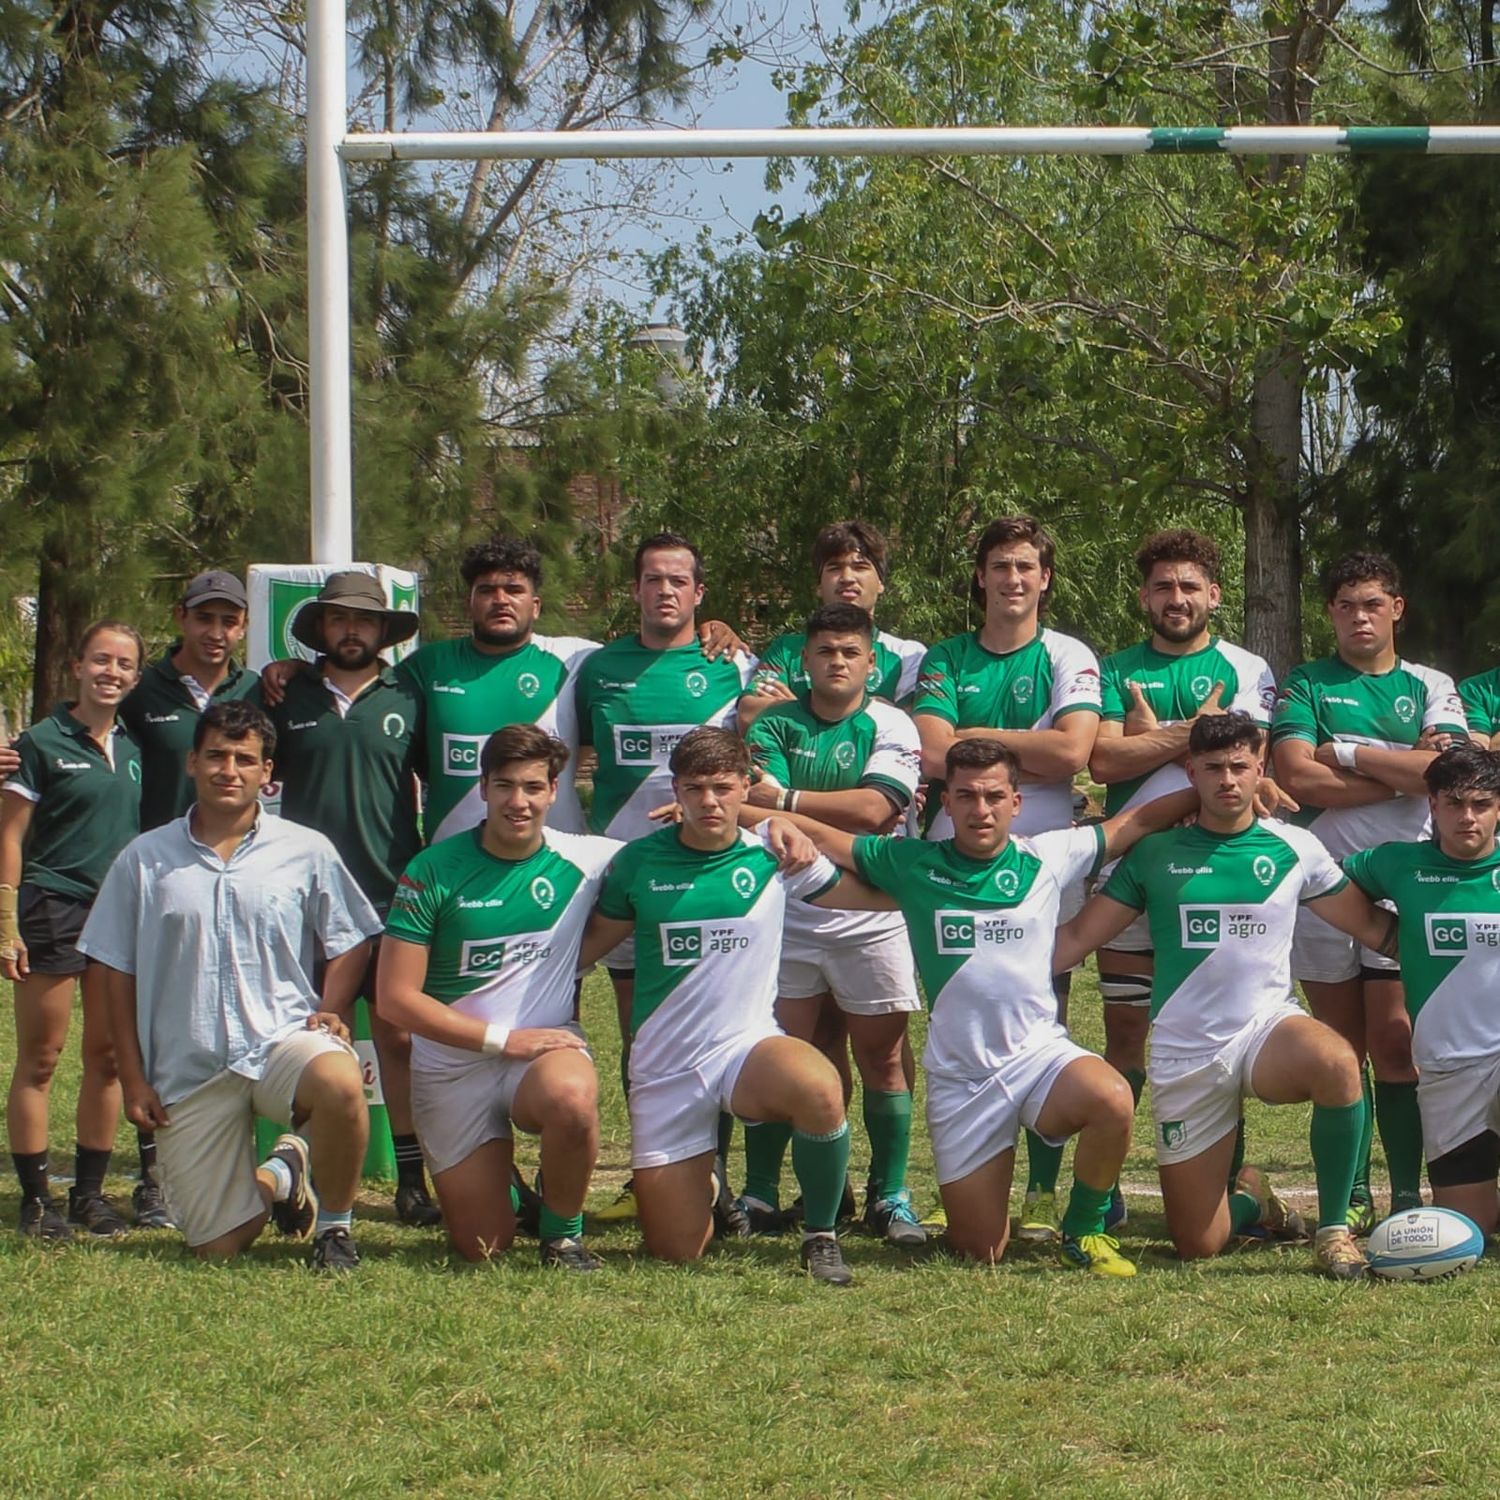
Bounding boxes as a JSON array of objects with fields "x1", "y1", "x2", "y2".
[
  {"x1": 1242, "y1": 350, "x2": 1304, "y2": 678},
  {"x1": 30, "y1": 529, "x2": 85, "y2": 723}
]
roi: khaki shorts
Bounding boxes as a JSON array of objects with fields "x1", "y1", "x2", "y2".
[
  {"x1": 155, "y1": 1029, "x2": 356, "y2": 1248},
  {"x1": 777, "y1": 928, "x2": 921, "y2": 1015}
]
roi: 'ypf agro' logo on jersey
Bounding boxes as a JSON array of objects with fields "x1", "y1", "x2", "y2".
[
  {"x1": 613, "y1": 724, "x2": 697, "y2": 767},
  {"x1": 1180, "y1": 907, "x2": 1269, "y2": 948},
  {"x1": 661, "y1": 921, "x2": 750, "y2": 966},
  {"x1": 531, "y1": 876, "x2": 556, "y2": 911},
  {"x1": 1426, "y1": 914, "x2": 1500, "y2": 956},
  {"x1": 443, "y1": 733, "x2": 487, "y2": 777},
  {"x1": 935, "y1": 910, "x2": 1024, "y2": 953},
  {"x1": 459, "y1": 937, "x2": 509, "y2": 976}
]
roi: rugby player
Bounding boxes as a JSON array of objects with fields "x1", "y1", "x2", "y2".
[
  {"x1": 738, "y1": 603, "x2": 925, "y2": 1244},
  {"x1": 910, "y1": 516, "x2": 1101, "y2": 1240},
  {"x1": 1271, "y1": 553, "x2": 1467, "y2": 1229},
  {"x1": 378, "y1": 726, "x2": 617, "y2": 1270},
  {"x1": 1057, "y1": 713, "x2": 1396, "y2": 1278},
  {"x1": 78, "y1": 702, "x2": 382, "y2": 1268},
  {"x1": 1343, "y1": 745, "x2": 1500, "y2": 1234},
  {"x1": 580, "y1": 728, "x2": 857, "y2": 1286},
  {"x1": 574, "y1": 534, "x2": 757, "y2": 1225},
  {"x1": 1089, "y1": 529, "x2": 1277, "y2": 1216},
  {"x1": 1457, "y1": 664, "x2": 1500, "y2": 748},
  {"x1": 265, "y1": 572, "x2": 439, "y2": 1227},
  {"x1": 1, "y1": 621, "x2": 144, "y2": 1239}
]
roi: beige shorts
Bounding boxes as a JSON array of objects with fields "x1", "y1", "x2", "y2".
[
  {"x1": 155, "y1": 1029, "x2": 356, "y2": 1248},
  {"x1": 777, "y1": 928, "x2": 921, "y2": 1015}
]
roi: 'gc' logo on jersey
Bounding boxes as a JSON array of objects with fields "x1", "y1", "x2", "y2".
[
  {"x1": 936, "y1": 911, "x2": 975, "y2": 953},
  {"x1": 1424, "y1": 914, "x2": 1500, "y2": 954},
  {"x1": 662, "y1": 922, "x2": 703, "y2": 965},
  {"x1": 1180, "y1": 908, "x2": 1221, "y2": 947},
  {"x1": 459, "y1": 938, "x2": 507, "y2": 976},
  {"x1": 443, "y1": 734, "x2": 486, "y2": 776}
]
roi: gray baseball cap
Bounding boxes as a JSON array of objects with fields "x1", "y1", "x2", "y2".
[{"x1": 181, "y1": 570, "x2": 248, "y2": 611}]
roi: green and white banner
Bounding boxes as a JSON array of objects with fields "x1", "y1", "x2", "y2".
[{"x1": 247, "y1": 563, "x2": 420, "y2": 672}]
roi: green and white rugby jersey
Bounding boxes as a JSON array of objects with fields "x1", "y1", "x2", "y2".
[
  {"x1": 1344, "y1": 839, "x2": 1500, "y2": 1072},
  {"x1": 1098, "y1": 637, "x2": 1275, "y2": 816},
  {"x1": 398, "y1": 633, "x2": 597, "y2": 844},
  {"x1": 385, "y1": 826, "x2": 618, "y2": 1074},
  {"x1": 1271, "y1": 655, "x2": 1466, "y2": 857},
  {"x1": 746, "y1": 694, "x2": 921, "y2": 956},
  {"x1": 912, "y1": 628, "x2": 1101, "y2": 838},
  {"x1": 851, "y1": 826, "x2": 1104, "y2": 1080},
  {"x1": 595, "y1": 825, "x2": 839, "y2": 1082},
  {"x1": 575, "y1": 637, "x2": 755, "y2": 840},
  {"x1": 753, "y1": 627, "x2": 926, "y2": 706},
  {"x1": 1458, "y1": 666, "x2": 1500, "y2": 740},
  {"x1": 1102, "y1": 820, "x2": 1346, "y2": 1058}
]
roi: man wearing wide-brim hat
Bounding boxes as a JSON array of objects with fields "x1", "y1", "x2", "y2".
[{"x1": 261, "y1": 571, "x2": 441, "y2": 1228}]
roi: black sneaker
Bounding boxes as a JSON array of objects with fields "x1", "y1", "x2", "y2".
[
  {"x1": 511, "y1": 1166, "x2": 543, "y2": 1238},
  {"x1": 132, "y1": 1178, "x2": 176, "y2": 1230},
  {"x1": 18, "y1": 1196, "x2": 73, "y2": 1243},
  {"x1": 737, "y1": 1196, "x2": 786, "y2": 1236},
  {"x1": 310, "y1": 1225, "x2": 360, "y2": 1271},
  {"x1": 267, "y1": 1134, "x2": 318, "y2": 1240},
  {"x1": 67, "y1": 1188, "x2": 130, "y2": 1238},
  {"x1": 800, "y1": 1232, "x2": 853, "y2": 1287},
  {"x1": 711, "y1": 1156, "x2": 750, "y2": 1240},
  {"x1": 394, "y1": 1179, "x2": 443, "y2": 1228},
  {"x1": 540, "y1": 1236, "x2": 604, "y2": 1272}
]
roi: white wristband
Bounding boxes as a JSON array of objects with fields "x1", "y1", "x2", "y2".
[
  {"x1": 1334, "y1": 742, "x2": 1359, "y2": 771},
  {"x1": 481, "y1": 1023, "x2": 510, "y2": 1057}
]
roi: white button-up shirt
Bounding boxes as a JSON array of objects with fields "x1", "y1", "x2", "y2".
[{"x1": 79, "y1": 810, "x2": 382, "y2": 1105}]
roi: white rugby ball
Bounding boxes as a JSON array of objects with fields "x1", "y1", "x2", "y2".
[{"x1": 1366, "y1": 1207, "x2": 1484, "y2": 1281}]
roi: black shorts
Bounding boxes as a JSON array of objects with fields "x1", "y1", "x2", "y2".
[{"x1": 17, "y1": 885, "x2": 92, "y2": 976}]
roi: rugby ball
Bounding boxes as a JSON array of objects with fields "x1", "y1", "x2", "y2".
[{"x1": 1366, "y1": 1207, "x2": 1484, "y2": 1281}]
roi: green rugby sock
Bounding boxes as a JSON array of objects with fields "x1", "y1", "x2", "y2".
[
  {"x1": 742, "y1": 1121, "x2": 792, "y2": 1210},
  {"x1": 1060, "y1": 1181, "x2": 1112, "y2": 1240},
  {"x1": 1024, "y1": 1130, "x2": 1064, "y2": 1195},
  {"x1": 1124, "y1": 1068, "x2": 1146, "y2": 1108},
  {"x1": 1353, "y1": 1065, "x2": 1374, "y2": 1203},
  {"x1": 863, "y1": 1089, "x2": 913, "y2": 1202},
  {"x1": 1374, "y1": 1080, "x2": 1424, "y2": 1204},
  {"x1": 792, "y1": 1122, "x2": 851, "y2": 1234},
  {"x1": 1228, "y1": 1190, "x2": 1263, "y2": 1234},
  {"x1": 539, "y1": 1205, "x2": 584, "y2": 1241},
  {"x1": 1310, "y1": 1098, "x2": 1363, "y2": 1231}
]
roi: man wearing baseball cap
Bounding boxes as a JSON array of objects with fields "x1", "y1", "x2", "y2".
[{"x1": 261, "y1": 572, "x2": 439, "y2": 1225}]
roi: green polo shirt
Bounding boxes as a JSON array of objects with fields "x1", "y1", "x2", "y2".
[
  {"x1": 262, "y1": 667, "x2": 422, "y2": 913},
  {"x1": 2, "y1": 705, "x2": 142, "y2": 898},
  {"x1": 119, "y1": 650, "x2": 260, "y2": 830}
]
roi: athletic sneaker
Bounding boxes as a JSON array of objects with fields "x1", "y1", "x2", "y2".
[
  {"x1": 1314, "y1": 1227, "x2": 1369, "y2": 1281},
  {"x1": 1104, "y1": 1184, "x2": 1128, "y2": 1232},
  {"x1": 1015, "y1": 1190, "x2": 1060, "y2": 1244},
  {"x1": 67, "y1": 1188, "x2": 130, "y2": 1238},
  {"x1": 711, "y1": 1156, "x2": 750, "y2": 1240},
  {"x1": 18, "y1": 1196, "x2": 72, "y2": 1243},
  {"x1": 511, "y1": 1167, "x2": 543, "y2": 1237},
  {"x1": 394, "y1": 1180, "x2": 442, "y2": 1228},
  {"x1": 800, "y1": 1233, "x2": 854, "y2": 1287},
  {"x1": 864, "y1": 1190, "x2": 927, "y2": 1248},
  {"x1": 1346, "y1": 1194, "x2": 1377, "y2": 1237},
  {"x1": 1060, "y1": 1232, "x2": 1137, "y2": 1277},
  {"x1": 736, "y1": 1196, "x2": 786, "y2": 1236},
  {"x1": 592, "y1": 1179, "x2": 638, "y2": 1224},
  {"x1": 1235, "y1": 1167, "x2": 1308, "y2": 1242},
  {"x1": 540, "y1": 1236, "x2": 604, "y2": 1272},
  {"x1": 267, "y1": 1134, "x2": 318, "y2": 1240},
  {"x1": 131, "y1": 1178, "x2": 175, "y2": 1230},
  {"x1": 310, "y1": 1225, "x2": 360, "y2": 1271},
  {"x1": 918, "y1": 1201, "x2": 948, "y2": 1233}
]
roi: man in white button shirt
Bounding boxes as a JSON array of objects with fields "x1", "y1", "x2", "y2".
[{"x1": 79, "y1": 701, "x2": 383, "y2": 1269}]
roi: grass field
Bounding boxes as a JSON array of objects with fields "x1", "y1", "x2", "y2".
[{"x1": 2, "y1": 966, "x2": 1495, "y2": 1499}]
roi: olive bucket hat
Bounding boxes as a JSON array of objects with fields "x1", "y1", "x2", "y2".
[{"x1": 290, "y1": 571, "x2": 421, "y2": 653}]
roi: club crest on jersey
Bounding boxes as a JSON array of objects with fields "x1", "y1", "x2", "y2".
[
  {"x1": 1394, "y1": 695, "x2": 1417, "y2": 724},
  {"x1": 731, "y1": 866, "x2": 758, "y2": 899},
  {"x1": 531, "y1": 876, "x2": 556, "y2": 911},
  {"x1": 1161, "y1": 1120, "x2": 1187, "y2": 1150},
  {"x1": 993, "y1": 868, "x2": 1020, "y2": 898},
  {"x1": 833, "y1": 741, "x2": 857, "y2": 770},
  {"x1": 129, "y1": 761, "x2": 142, "y2": 783},
  {"x1": 1252, "y1": 855, "x2": 1277, "y2": 887},
  {"x1": 382, "y1": 712, "x2": 407, "y2": 739},
  {"x1": 1191, "y1": 675, "x2": 1214, "y2": 701},
  {"x1": 1492, "y1": 869, "x2": 1500, "y2": 893},
  {"x1": 517, "y1": 672, "x2": 541, "y2": 699},
  {"x1": 1011, "y1": 675, "x2": 1035, "y2": 706},
  {"x1": 685, "y1": 670, "x2": 709, "y2": 699}
]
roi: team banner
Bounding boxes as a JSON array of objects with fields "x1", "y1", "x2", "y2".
[{"x1": 246, "y1": 563, "x2": 421, "y2": 672}]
